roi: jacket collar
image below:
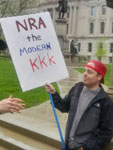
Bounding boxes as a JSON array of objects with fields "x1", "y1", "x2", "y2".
[
  {"x1": 80, "y1": 82, "x2": 107, "y2": 106},
  {"x1": 87, "y1": 86, "x2": 107, "y2": 110}
]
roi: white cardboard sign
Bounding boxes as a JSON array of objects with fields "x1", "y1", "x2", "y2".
[{"x1": 0, "y1": 12, "x2": 69, "y2": 91}]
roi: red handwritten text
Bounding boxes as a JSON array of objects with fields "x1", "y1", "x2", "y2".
[
  {"x1": 16, "y1": 17, "x2": 46, "y2": 32},
  {"x1": 29, "y1": 53, "x2": 56, "y2": 72}
]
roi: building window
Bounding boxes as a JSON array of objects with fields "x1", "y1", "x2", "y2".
[
  {"x1": 109, "y1": 57, "x2": 112, "y2": 63},
  {"x1": 90, "y1": 22, "x2": 94, "y2": 34},
  {"x1": 78, "y1": 43, "x2": 81, "y2": 52},
  {"x1": 91, "y1": 6, "x2": 95, "y2": 16},
  {"x1": 100, "y1": 22, "x2": 105, "y2": 34},
  {"x1": 112, "y1": 22, "x2": 113, "y2": 33},
  {"x1": 102, "y1": 5, "x2": 106, "y2": 15},
  {"x1": 66, "y1": 24, "x2": 69, "y2": 34},
  {"x1": 110, "y1": 43, "x2": 113, "y2": 53},
  {"x1": 88, "y1": 43, "x2": 92, "y2": 52}
]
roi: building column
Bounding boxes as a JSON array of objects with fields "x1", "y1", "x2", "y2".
[
  {"x1": 106, "y1": 7, "x2": 111, "y2": 36},
  {"x1": 107, "y1": 53, "x2": 113, "y2": 101},
  {"x1": 68, "y1": 6, "x2": 73, "y2": 35},
  {"x1": 53, "y1": 8, "x2": 56, "y2": 23},
  {"x1": 72, "y1": 6, "x2": 76, "y2": 36}
]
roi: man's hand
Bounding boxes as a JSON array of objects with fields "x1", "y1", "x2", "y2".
[
  {"x1": 0, "y1": 95, "x2": 25, "y2": 113},
  {"x1": 45, "y1": 83, "x2": 56, "y2": 94}
]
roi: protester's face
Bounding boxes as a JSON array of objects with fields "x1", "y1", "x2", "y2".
[{"x1": 83, "y1": 67, "x2": 102, "y2": 88}]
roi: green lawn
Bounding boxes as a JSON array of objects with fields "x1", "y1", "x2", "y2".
[
  {"x1": 74, "y1": 64, "x2": 112, "y2": 87},
  {"x1": 0, "y1": 58, "x2": 59, "y2": 108}
]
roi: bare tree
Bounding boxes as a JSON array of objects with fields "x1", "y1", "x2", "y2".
[
  {"x1": 0, "y1": 0, "x2": 39, "y2": 38},
  {"x1": 0, "y1": 0, "x2": 38, "y2": 17},
  {"x1": 0, "y1": 0, "x2": 9, "y2": 18}
]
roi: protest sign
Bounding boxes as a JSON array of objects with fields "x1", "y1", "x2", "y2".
[{"x1": 0, "y1": 12, "x2": 69, "y2": 91}]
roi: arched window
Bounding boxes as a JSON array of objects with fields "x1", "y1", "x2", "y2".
[
  {"x1": 100, "y1": 22, "x2": 105, "y2": 34},
  {"x1": 90, "y1": 22, "x2": 94, "y2": 34},
  {"x1": 78, "y1": 43, "x2": 81, "y2": 52},
  {"x1": 66, "y1": 24, "x2": 69, "y2": 34}
]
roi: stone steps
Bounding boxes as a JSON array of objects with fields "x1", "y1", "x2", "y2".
[{"x1": 0, "y1": 120, "x2": 61, "y2": 150}]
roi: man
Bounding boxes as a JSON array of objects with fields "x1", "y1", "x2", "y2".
[
  {"x1": 0, "y1": 95, "x2": 25, "y2": 113},
  {"x1": 45, "y1": 60, "x2": 113, "y2": 150}
]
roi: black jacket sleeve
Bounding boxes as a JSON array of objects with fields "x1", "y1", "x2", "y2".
[
  {"x1": 51, "y1": 91, "x2": 70, "y2": 113},
  {"x1": 51, "y1": 82, "x2": 83, "y2": 113},
  {"x1": 83, "y1": 99, "x2": 113, "y2": 150},
  {"x1": 51, "y1": 84, "x2": 78, "y2": 113}
]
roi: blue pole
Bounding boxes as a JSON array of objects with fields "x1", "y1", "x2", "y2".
[{"x1": 48, "y1": 92, "x2": 65, "y2": 150}]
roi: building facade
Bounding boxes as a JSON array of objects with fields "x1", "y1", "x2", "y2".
[{"x1": 23, "y1": 0, "x2": 113, "y2": 63}]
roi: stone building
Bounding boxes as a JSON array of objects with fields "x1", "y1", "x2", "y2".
[{"x1": 23, "y1": 0, "x2": 113, "y2": 63}]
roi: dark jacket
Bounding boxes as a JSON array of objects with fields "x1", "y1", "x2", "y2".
[{"x1": 52, "y1": 82, "x2": 113, "y2": 150}]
